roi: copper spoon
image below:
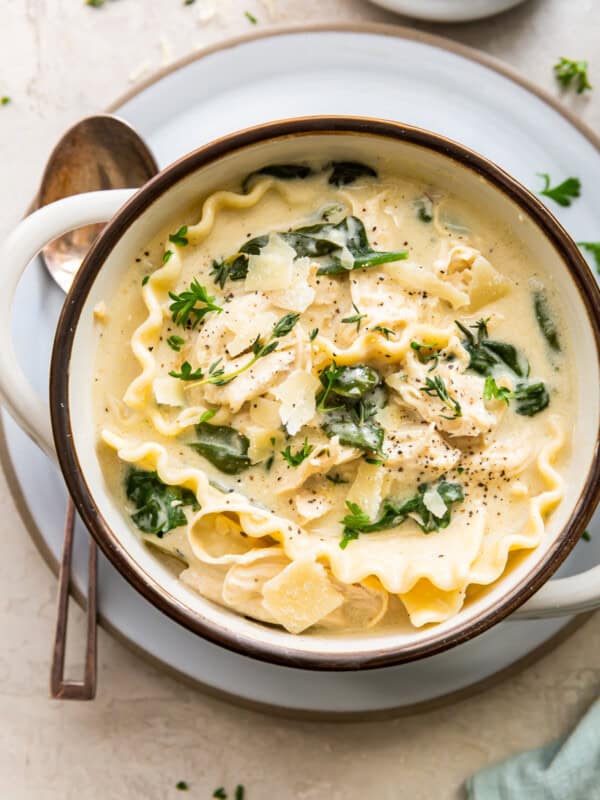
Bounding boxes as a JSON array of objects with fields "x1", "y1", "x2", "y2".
[{"x1": 33, "y1": 114, "x2": 158, "y2": 698}]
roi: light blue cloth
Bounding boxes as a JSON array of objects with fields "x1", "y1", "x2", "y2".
[{"x1": 466, "y1": 698, "x2": 600, "y2": 799}]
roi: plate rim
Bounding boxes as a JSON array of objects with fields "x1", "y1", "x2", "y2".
[{"x1": 4, "y1": 20, "x2": 598, "y2": 719}]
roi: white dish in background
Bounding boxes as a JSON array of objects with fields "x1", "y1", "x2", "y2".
[
  {"x1": 368, "y1": 0, "x2": 529, "y2": 22},
  {"x1": 3, "y1": 25, "x2": 599, "y2": 718}
]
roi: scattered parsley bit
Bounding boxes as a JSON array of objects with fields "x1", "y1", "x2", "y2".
[
  {"x1": 537, "y1": 173, "x2": 581, "y2": 207},
  {"x1": 163, "y1": 250, "x2": 173, "y2": 264},
  {"x1": 582, "y1": 530, "x2": 592, "y2": 542},
  {"x1": 169, "y1": 279, "x2": 222, "y2": 328},
  {"x1": 167, "y1": 335, "x2": 185, "y2": 352},
  {"x1": 213, "y1": 789, "x2": 227, "y2": 799},
  {"x1": 483, "y1": 375, "x2": 512, "y2": 405},
  {"x1": 198, "y1": 408, "x2": 217, "y2": 423},
  {"x1": 281, "y1": 439, "x2": 314, "y2": 467},
  {"x1": 176, "y1": 781, "x2": 189, "y2": 791},
  {"x1": 420, "y1": 376, "x2": 462, "y2": 419},
  {"x1": 198, "y1": 313, "x2": 300, "y2": 387},
  {"x1": 309, "y1": 328, "x2": 319, "y2": 341},
  {"x1": 235, "y1": 786, "x2": 245, "y2": 800},
  {"x1": 341, "y1": 302, "x2": 367, "y2": 333},
  {"x1": 554, "y1": 57, "x2": 592, "y2": 94},
  {"x1": 169, "y1": 361, "x2": 204, "y2": 381},
  {"x1": 183, "y1": 0, "x2": 196, "y2": 4},
  {"x1": 244, "y1": 10, "x2": 257, "y2": 23},
  {"x1": 373, "y1": 325, "x2": 395, "y2": 339},
  {"x1": 1, "y1": 96, "x2": 10, "y2": 105},
  {"x1": 85, "y1": 0, "x2": 105, "y2": 6},
  {"x1": 141, "y1": 275, "x2": 150, "y2": 286},
  {"x1": 169, "y1": 225, "x2": 189, "y2": 247},
  {"x1": 578, "y1": 241, "x2": 600, "y2": 271},
  {"x1": 326, "y1": 472, "x2": 348, "y2": 484}
]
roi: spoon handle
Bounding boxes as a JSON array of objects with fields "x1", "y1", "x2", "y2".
[{"x1": 50, "y1": 497, "x2": 97, "y2": 700}]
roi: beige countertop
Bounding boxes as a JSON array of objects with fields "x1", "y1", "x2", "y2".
[{"x1": 1, "y1": 1, "x2": 599, "y2": 797}]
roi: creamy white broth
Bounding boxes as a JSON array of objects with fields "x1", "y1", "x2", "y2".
[{"x1": 94, "y1": 161, "x2": 572, "y2": 634}]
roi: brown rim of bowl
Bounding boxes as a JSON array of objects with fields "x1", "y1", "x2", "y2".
[{"x1": 49, "y1": 116, "x2": 600, "y2": 671}]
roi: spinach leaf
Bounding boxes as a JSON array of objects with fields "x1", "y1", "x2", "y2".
[
  {"x1": 190, "y1": 421, "x2": 251, "y2": 474},
  {"x1": 319, "y1": 364, "x2": 381, "y2": 401},
  {"x1": 328, "y1": 161, "x2": 377, "y2": 186},
  {"x1": 210, "y1": 216, "x2": 407, "y2": 287},
  {"x1": 533, "y1": 290, "x2": 561, "y2": 352},
  {"x1": 513, "y1": 382, "x2": 550, "y2": 416},
  {"x1": 322, "y1": 406, "x2": 384, "y2": 455},
  {"x1": 125, "y1": 468, "x2": 200, "y2": 538},
  {"x1": 455, "y1": 319, "x2": 530, "y2": 378},
  {"x1": 242, "y1": 163, "x2": 312, "y2": 193},
  {"x1": 340, "y1": 480, "x2": 464, "y2": 548}
]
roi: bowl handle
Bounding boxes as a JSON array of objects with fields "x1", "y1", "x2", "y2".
[
  {"x1": 512, "y1": 563, "x2": 600, "y2": 619},
  {"x1": 0, "y1": 189, "x2": 135, "y2": 461}
]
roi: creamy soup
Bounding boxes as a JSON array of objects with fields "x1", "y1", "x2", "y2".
[{"x1": 94, "y1": 159, "x2": 571, "y2": 634}]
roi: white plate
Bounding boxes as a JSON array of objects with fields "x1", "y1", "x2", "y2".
[
  {"x1": 3, "y1": 25, "x2": 600, "y2": 719},
  {"x1": 367, "y1": 0, "x2": 528, "y2": 23}
]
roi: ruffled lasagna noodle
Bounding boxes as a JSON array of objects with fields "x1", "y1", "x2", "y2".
[{"x1": 95, "y1": 162, "x2": 570, "y2": 633}]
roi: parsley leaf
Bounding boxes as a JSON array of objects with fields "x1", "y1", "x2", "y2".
[
  {"x1": 554, "y1": 57, "x2": 592, "y2": 94},
  {"x1": 578, "y1": 241, "x2": 600, "y2": 271},
  {"x1": 169, "y1": 361, "x2": 204, "y2": 381},
  {"x1": 244, "y1": 10, "x2": 257, "y2": 23},
  {"x1": 537, "y1": 173, "x2": 581, "y2": 207},
  {"x1": 176, "y1": 781, "x2": 189, "y2": 791},
  {"x1": 281, "y1": 439, "x2": 314, "y2": 467},
  {"x1": 169, "y1": 225, "x2": 189, "y2": 247},
  {"x1": 483, "y1": 376, "x2": 512, "y2": 405},
  {"x1": 213, "y1": 789, "x2": 227, "y2": 799},
  {"x1": 169, "y1": 279, "x2": 222, "y2": 328}
]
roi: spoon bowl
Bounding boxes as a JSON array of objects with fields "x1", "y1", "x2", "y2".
[{"x1": 36, "y1": 114, "x2": 158, "y2": 291}]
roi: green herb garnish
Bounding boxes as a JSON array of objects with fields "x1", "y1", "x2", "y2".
[
  {"x1": 483, "y1": 376, "x2": 512, "y2": 405},
  {"x1": 244, "y1": 10, "x2": 257, "y2": 23},
  {"x1": 410, "y1": 340, "x2": 442, "y2": 369},
  {"x1": 190, "y1": 421, "x2": 250, "y2": 474},
  {"x1": 281, "y1": 439, "x2": 314, "y2": 467},
  {"x1": 198, "y1": 313, "x2": 299, "y2": 387},
  {"x1": 213, "y1": 790, "x2": 227, "y2": 799},
  {"x1": 169, "y1": 361, "x2": 204, "y2": 381},
  {"x1": 537, "y1": 173, "x2": 581, "y2": 207},
  {"x1": 414, "y1": 195, "x2": 433, "y2": 222},
  {"x1": 163, "y1": 250, "x2": 173, "y2": 263},
  {"x1": 125, "y1": 469, "x2": 199, "y2": 538},
  {"x1": 340, "y1": 480, "x2": 464, "y2": 549},
  {"x1": 582, "y1": 530, "x2": 592, "y2": 542},
  {"x1": 1, "y1": 96, "x2": 11, "y2": 105},
  {"x1": 554, "y1": 57, "x2": 592, "y2": 94},
  {"x1": 373, "y1": 326, "x2": 395, "y2": 339},
  {"x1": 578, "y1": 241, "x2": 600, "y2": 271},
  {"x1": 325, "y1": 472, "x2": 348, "y2": 484},
  {"x1": 169, "y1": 278, "x2": 222, "y2": 328},
  {"x1": 455, "y1": 319, "x2": 530, "y2": 378},
  {"x1": 198, "y1": 408, "x2": 217, "y2": 424},
  {"x1": 169, "y1": 225, "x2": 189, "y2": 246},
  {"x1": 167, "y1": 335, "x2": 185, "y2": 352},
  {"x1": 141, "y1": 275, "x2": 150, "y2": 286},
  {"x1": 328, "y1": 161, "x2": 377, "y2": 187},
  {"x1": 210, "y1": 216, "x2": 407, "y2": 286},
  {"x1": 235, "y1": 787, "x2": 245, "y2": 800},
  {"x1": 512, "y1": 382, "x2": 550, "y2": 417},
  {"x1": 533, "y1": 290, "x2": 561, "y2": 352},
  {"x1": 341, "y1": 302, "x2": 367, "y2": 333},
  {"x1": 309, "y1": 328, "x2": 319, "y2": 341},
  {"x1": 176, "y1": 781, "x2": 189, "y2": 791},
  {"x1": 420, "y1": 376, "x2": 462, "y2": 419}
]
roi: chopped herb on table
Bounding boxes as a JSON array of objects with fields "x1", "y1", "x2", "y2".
[
  {"x1": 582, "y1": 530, "x2": 592, "y2": 542},
  {"x1": 537, "y1": 173, "x2": 581, "y2": 207},
  {"x1": 244, "y1": 10, "x2": 257, "y2": 23},
  {"x1": 328, "y1": 161, "x2": 377, "y2": 187},
  {"x1": 1, "y1": 96, "x2": 11, "y2": 105},
  {"x1": 175, "y1": 781, "x2": 189, "y2": 791},
  {"x1": 126, "y1": 469, "x2": 199, "y2": 538},
  {"x1": 169, "y1": 279, "x2": 222, "y2": 328},
  {"x1": 340, "y1": 480, "x2": 464, "y2": 549},
  {"x1": 281, "y1": 439, "x2": 314, "y2": 467},
  {"x1": 211, "y1": 215, "x2": 407, "y2": 286},
  {"x1": 235, "y1": 786, "x2": 245, "y2": 800},
  {"x1": 578, "y1": 241, "x2": 600, "y2": 271},
  {"x1": 213, "y1": 789, "x2": 227, "y2": 799},
  {"x1": 554, "y1": 57, "x2": 592, "y2": 94}
]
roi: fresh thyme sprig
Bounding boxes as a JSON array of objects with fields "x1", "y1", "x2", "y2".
[
  {"x1": 420, "y1": 376, "x2": 462, "y2": 419},
  {"x1": 341, "y1": 302, "x2": 367, "y2": 333},
  {"x1": 169, "y1": 279, "x2": 222, "y2": 328}
]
